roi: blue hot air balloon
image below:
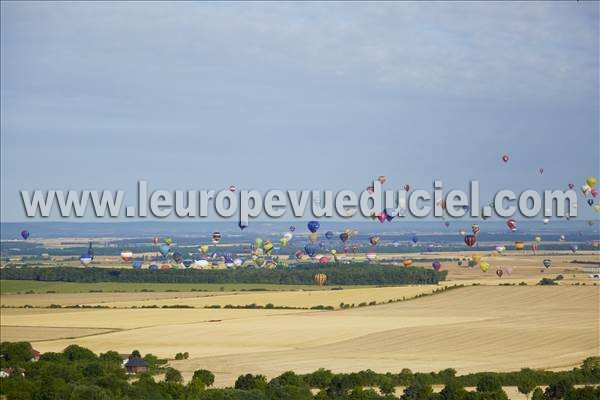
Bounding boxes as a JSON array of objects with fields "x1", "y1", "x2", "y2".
[
  {"x1": 20, "y1": 230, "x2": 30, "y2": 240},
  {"x1": 173, "y1": 252, "x2": 183, "y2": 264},
  {"x1": 132, "y1": 260, "x2": 143, "y2": 269},
  {"x1": 543, "y1": 259, "x2": 552, "y2": 269},
  {"x1": 307, "y1": 221, "x2": 320, "y2": 233},
  {"x1": 223, "y1": 253, "x2": 234, "y2": 264},
  {"x1": 158, "y1": 244, "x2": 170, "y2": 257},
  {"x1": 325, "y1": 231, "x2": 334, "y2": 240},
  {"x1": 182, "y1": 259, "x2": 193, "y2": 268},
  {"x1": 411, "y1": 235, "x2": 419, "y2": 244},
  {"x1": 304, "y1": 243, "x2": 318, "y2": 257},
  {"x1": 149, "y1": 264, "x2": 159, "y2": 270}
]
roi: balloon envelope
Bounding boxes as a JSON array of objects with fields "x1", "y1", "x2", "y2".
[{"x1": 307, "y1": 221, "x2": 320, "y2": 233}]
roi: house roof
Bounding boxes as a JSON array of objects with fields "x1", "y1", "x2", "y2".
[
  {"x1": 31, "y1": 349, "x2": 41, "y2": 358},
  {"x1": 125, "y1": 357, "x2": 148, "y2": 367}
]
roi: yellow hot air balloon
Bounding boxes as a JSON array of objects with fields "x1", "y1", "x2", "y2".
[
  {"x1": 471, "y1": 254, "x2": 482, "y2": 264},
  {"x1": 308, "y1": 233, "x2": 318, "y2": 243},
  {"x1": 280, "y1": 237, "x2": 289, "y2": 247},
  {"x1": 330, "y1": 249, "x2": 337, "y2": 255},
  {"x1": 586, "y1": 177, "x2": 597, "y2": 188},
  {"x1": 514, "y1": 241, "x2": 525, "y2": 250},
  {"x1": 199, "y1": 245, "x2": 209, "y2": 254},
  {"x1": 313, "y1": 273, "x2": 327, "y2": 286},
  {"x1": 263, "y1": 241, "x2": 274, "y2": 255},
  {"x1": 479, "y1": 261, "x2": 490, "y2": 272},
  {"x1": 255, "y1": 238, "x2": 263, "y2": 247}
]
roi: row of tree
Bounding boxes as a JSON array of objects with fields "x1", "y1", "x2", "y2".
[
  {"x1": 0, "y1": 264, "x2": 447, "y2": 285},
  {"x1": 1, "y1": 342, "x2": 598, "y2": 400}
]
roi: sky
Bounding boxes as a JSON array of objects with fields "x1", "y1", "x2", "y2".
[{"x1": 1, "y1": 2, "x2": 598, "y2": 222}]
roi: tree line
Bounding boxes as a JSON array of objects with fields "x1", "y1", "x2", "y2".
[
  {"x1": 1, "y1": 341, "x2": 598, "y2": 400},
  {"x1": 0, "y1": 264, "x2": 447, "y2": 285}
]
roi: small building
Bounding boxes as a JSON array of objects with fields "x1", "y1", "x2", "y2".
[
  {"x1": 31, "y1": 349, "x2": 41, "y2": 362},
  {"x1": 124, "y1": 357, "x2": 149, "y2": 374},
  {"x1": 1, "y1": 368, "x2": 25, "y2": 378}
]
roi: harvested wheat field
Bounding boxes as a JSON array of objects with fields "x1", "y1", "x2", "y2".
[{"x1": 2, "y1": 285, "x2": 597, "y2": 388}]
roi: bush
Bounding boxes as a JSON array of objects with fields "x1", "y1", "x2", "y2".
[{"x1": 193, "y1": 369, "x2": 215, "y2": 386}]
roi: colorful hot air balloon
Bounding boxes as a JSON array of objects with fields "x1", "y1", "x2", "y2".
[
  {"x1": 570, "y1": 244, "x2": 578, "y2": 253},
  {"x1": 172, "y1": 252, "x2": 183, "y2": 264},
  {"x1": 20, "y1": 230, "x2": 29, "y2": 240},
  {"x1": 403, "y1": 259, "x2": 413, "y2": 267},
  {"x1": 294, "y1": 250, "x2": 305, "y2": 260},
  {"x1": 369, "y1": 235, "x2": 380, "y2": 246},
  {"x1": 586, "y1": 177, "x2": 597, "y2": 188},
  {"x1": 212, "y1": 232, "x2": 222, "y2": 244},
  {"x1": 199, "y1": 244, "x2": 209, "y2": 254},
  {"x1": 158, "y1": 244, "x2": 170, "y2": 257},
  {"x1": 471, "y1": 224, "x2": 480, "y2": 235},
  {"x1": 479, "y1": 261, "x2": 490, "y2": 272},
  {"x1": 308, "y1": 233, "x2": 318, "y2": 243},
  {"x1": 229, "y1": 185, "x2": 236, "y2": 192},
  {"x1": 432, "y1": 260, "x2": 441, "y2": 271},
  {"x1": 472, "y1": 254, "x2": 482, "y2": 264},
  {"x1": 164, "y1": 237, "x2": 173, "y2": 246},
  {"x1": 464, "y1": 235, "x2": 477, "y2": 247},
  {"x1": 313, "y1": 273, "x2": 327, "y2": 286},
  {"x1": 377, "y1": 176, "x2": 386, "y2": 184},
  {"x1": 152, "y1": 237, "x2": 159, "y2": 245},
  {"x1": 149, "y1": 264, "x2": 159, "y2": 270},
  {"x1": 539, "y1": 167, "x2": 544, "y2": 174},
  {"x1": 280, "y1": 237, "x2": 289, "y2": 247},
  {"x1": 263, "y1": 241, "x2": 274, "y2": 255},
  {"x1": 119, "y1": 250, "x2": 132, "y2": 262},
  {"x1": 307, "y1": 221, "x2": 320, "y2": 233},
  {"x1": 403, "y1": 184, "x2": 412, "y2": 192},
  {"x1": 502, "y1": 154, "x2": 509, "y2": 163},
  {"x1": 411, "y1": 235, "x2": 419, "y2": 244},
  {"x1": 496, "y1": 268, "x2": 503, "y2": 278},
  {"x1": 319, "y1": 256, "x2": 330, "y2": 264},
  {"x1": 543, "y1": 259, "x2": 552, "y2": 269}
]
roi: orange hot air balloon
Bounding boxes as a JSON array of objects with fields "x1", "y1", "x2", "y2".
[
  {"x1": 514, "y1": 241, "x2": 525, "y2": 250},
  {"x1": 471, "y1": 254, "x2": 482, "y2": 264},
  {"x1": 402, "y1": 259, "x2": 413, "y2": 267},
  {"x1": 313, "y1": 273, "x2": 327, "y2": 286},
  {"x1": 377, "y1": 176, "x2": 386, "y2": 184}
]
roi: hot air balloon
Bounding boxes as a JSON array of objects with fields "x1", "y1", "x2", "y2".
[
  {"x1": 313, "y1": 273, "x2": 327, "y2": 286},
  {"x1": 568, "y1": 183, "x2": 575, "y2": 189},
  {"x1": 591, "y1": 189, "x2": 599, "y2": 198},
  {"x1": 199, "y1": 245, "x2": 209, "y2": 254},
  {"x1": 20, "y1": 230, "x2": 29, "y2": 240},
  {"x1": 79, "y1": 254, "x2": 93, "y2": 266},
  {"x1": 377, "y1": 176, "x2": 386, "y2": 184},
  {"x1": 158, "y1": 244, "x2": 170, "y2": 257},
  {"x1": 164, "y1": 237, "x2": 173, "y2": 246},
  {"x1": 132, "y1": 260, "x2": 143, "y2": 269},
  {"x1": 253, "y1": 257, "x2": 265, "y2": 268},
  {"x1": 586, "y1": 177, "x2": 597, "y2": 188},
  {"x1": 506, "y1": 219, "x2": 517, "y2": 231},
  {"x1": 411, "y1": 235, "x2": 419, "y2": 244},
  {"x1": 570, "y1": 244, "x2": 578, "y2": 253},
  {"x1": 403, "y1": 259, "x2": 413, "y2": 267},
  {"x1": 152, "y1": 237, "x2": 159, "y2": 245},
  {"x1": 149, "y1": 264, "x2": 159, "y2": 270},
  {"x1": 120, "y1": 250, "x2": 133, "y2": 262},
  {"x1": 212, "y1": 232, "x2": 222, "y2": 244},
  {"x1": 223, "y1": 253, "x2": 234, "y2": 264},
  {"x1": 543, "y1": 218, "x2": 550, "y2": 224},
  {"x1": 280, "y1": 237, "x2": 289, "y2": 247},
  {"x1": 495, "y1": 246, "x2": 506, "y2": 254},
  {"x1": 472, "y1": 254, "x2": 482, "y2": 264},
  {"x1": 479, "y1": 261, "x2": 490, "y2": 272},
  {"x1": 464, "y1": 235, "x2": 477, "y2": 247},
  {"x1": 392, "y1": 240, "x2": 400, "y2": 247},
  {"x1": 471, "y1": 224, "x2": 480, "y2": 235},
  {"x1": 588, "y1": 199, "x2": 594, "y2": 206},
  {"x1": 325, "y1": 231, "x2": 334, "y2": 240},
  {"x1": 289, "y1": 225, "x2": 296, "y2": 232},
  {"x1": 581, "y1": 185, "x2": 592, "y2": 195},
  {"x1": 403, "y1": 184, "x2": 412, "y2": 192},
  {"x1": 366, "y1": 250, "x2": 377, "y2": 261},
  {"x1": 295, "y1": 250, "x2": 305, "y2": 260},
  {"x1": 319, "y1": 256, "x2": 330, "y2": 264},
  {"x1": 496, "y1": 268, "x2": 503, "y2": 278},
  {"x1": 432, "y1": 260, "x2": 441, "y2": 271},
  {"x1": 531, "y1": 241, "x2": 538, "y2": 254},
  {"x1": 369, "y1": 235, "x2": 380, "y2": 246},
  {"x1": 377, "y1": 212, "x2": 386, "y2": 223},
  {"x1": 308, "y1": 233, "x2": 318, "y2": 243},
  {"x1": 233, "y1": 258, "x2": 243, "y2": 267},
  {"x1": 366, "y1": 185, "x2": 374, "y2": 194},
  {"x1": 229, "y1": 185, "x2": 236, "y2": 192},
  {"x1": 160, "y1": 264, "x2": 171, "y2": 270},
  {"x1": 543, "y1": 259, "x2": 551, "y2": 269},
  {"x1": 339, "y1": 232, "x2": 349, "y2": 243},
  {"x1": 559, "y1": 235, "x2": 565, "y2": 241},
  {"x1": 173, "y1": 252, "x2": 183, "y2": 264},
  {"x1": 505, "y1": 266, "x2": 513, "y2": 275},
  {"x1": 263, "y1": 241, "x2": 274, "y2": 255},
  {"x1": 535, "y1": 236, "x2": 542, "y2": 243},
  {"x1": 539, "y1": 167, "x2": 544, "y2": 174},
  {"x1": 502, "y1": 154, "x2": 509, "y2": 163},
  {"x1": 514, "y1": 241, "x2": 525, "y2": 250},
  {"x1": 304, "y1": 243, "x2": 317, "y2": 258},
  {"x1": 307, "y1": 221, "x2": 320, "y2": 233}
]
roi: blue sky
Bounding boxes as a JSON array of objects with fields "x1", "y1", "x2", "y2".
[{"x1": 1, "y1": 2, "x2": 598, "y2": 221}]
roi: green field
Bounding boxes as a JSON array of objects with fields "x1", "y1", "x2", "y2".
[{"x1": 0, "y1": 280, "x2": 367, "y2": 294}]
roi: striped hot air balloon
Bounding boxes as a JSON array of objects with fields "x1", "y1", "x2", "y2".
[
  {"x1": 464, "y1": 235, "x2": 477, "y2": 247},
  {"x1": 120, "y1": 250, "x2": 133, "y2": 262},
  {"x1": 313, "y1": 273, "x2": 327, "y2": 286}
]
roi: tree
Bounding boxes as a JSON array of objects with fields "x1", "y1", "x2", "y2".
[
  {"x1": 531, "y1": 388, "x2": 545, "y2": 400},
  {"x1": 131, "y1": 350, "x2": 141, "y2": 358},
  {"x1": 63, "y1": 344, "x2": 97, "y2": 362},
  {"x1": 0, "y1": 341, "x2": 34, "y2": 363},
  {"x1": 564, "y1": 386, "x2": 600, "y2": 400},
  {"x1": 439, "y1": 380, "x2": 467, "y2": 400},
  {"x1": 192, "y1": 369, "x2": 215, "y2": 386},
  {"x1": 400, "y1": 377, "x2": 433, "y2": 400},
  {"x1": 186, "y1": 378, "x2": 205, "y2": 398},
  {"x1": 234, "y1": 374, "x2": 267, "y2": 391},
  {"x1": 545, "y1": 378, "x2": 573, "y2": 400},
  {"x1": 476, "y1": 374, "x2": 502, "y2": 392},
  {"x1": 517, "y1": 377, "x2": 537, "y2": 400},
  {"x1": 164, "y1": 367, "x2": 183, "y2": 384},
  {"x1": 378, "y1": 376, "x2": 395, "y2": 395}
]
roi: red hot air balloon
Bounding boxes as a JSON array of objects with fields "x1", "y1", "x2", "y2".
[
  {"x1": 464, "y1": 234, "x2": 477, "y2": 247},
  {"x1": 432, "y1": 260, "x2": 442, "y2": 271},
  {"x1": 502, "y1": 154, "x2": 509, "y2": 163},
  {"x1": 506, "y1": 219, "x2": 517, "y2": 231}
]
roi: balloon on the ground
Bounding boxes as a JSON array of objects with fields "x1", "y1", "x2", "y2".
[
  {"x1": 432, "y1": 260, "x2": 441, "y2": 271},
  {"x1": 514, "y1": 241, "x2": 525, "y2": 250},
  {"x1": 543, "y1": 259, "x2": 552, "y2": 269},
  {"x1": 313, "y1": 273, "x2": 327, "y2": 286},
  {"x1": 79, "y1": 254, "x2": 93, "y2": 266},
  {"x1": 496, "y1": 268, "x2": 503, "y2": 278},
  {"x1": 120, "y1": 250, "x2": 133, "y2": 262},
  {"x1": 479, "y1": 261, "x2": 490, "y2": 272}
]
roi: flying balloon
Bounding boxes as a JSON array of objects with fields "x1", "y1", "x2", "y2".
[
  {"x1": 212, "y1": 232, "x2": 222, "y2": 244},
  {"x1": 464, "y1": 235, "x2": 477, "y2": 247},
  {"x1": 502, "y1": 154, "x2": 509, "y2": 163},
  {"x1": 20, "y1": 230, "x2": 29, "y2": 240},
  {"x1": 307, "y1": 221, "x2": 320, "y2": 233},
  {"x1": 432, "y1": 260, "x2": 441, "y2": 271},
  {"x1": 543, "y1": 259, "x2": 552, "y2": 269}
]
